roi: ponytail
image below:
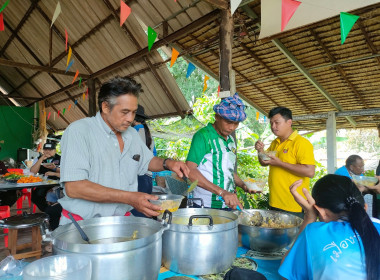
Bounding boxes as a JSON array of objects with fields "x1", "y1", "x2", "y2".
[{"x1": 345, "y1": 196, "x2": 380, "y2": 280}]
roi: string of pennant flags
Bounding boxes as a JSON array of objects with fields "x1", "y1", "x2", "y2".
[{"x1": 0, "y1": 0, "x2": 364, "y2": 122}]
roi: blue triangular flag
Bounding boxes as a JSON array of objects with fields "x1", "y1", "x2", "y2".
[
  {"x1": 186, "y1": 63, "x2": 196, "y2": 78},
  {"x1": 65, "y1": 60, "x2": 74, "y2": 73},
  {"x1": 264, "y1": 116, "x2": 267, "y2": 123}
]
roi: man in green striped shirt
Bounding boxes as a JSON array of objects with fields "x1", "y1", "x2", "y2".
[{"x1": 186, "y1": 93, "x2": 254, "y2": 209}]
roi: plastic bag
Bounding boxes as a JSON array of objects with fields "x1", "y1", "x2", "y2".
[{"x1": 0, "y1": 255, "x2": 28, "y2": 279}]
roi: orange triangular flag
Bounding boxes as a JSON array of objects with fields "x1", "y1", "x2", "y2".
[
  {"x1": 203, "y1": 75, "x2": 210, "y2": 92},
  {"x1": 120, "y1": 0, "x2": 131, "y2": 26},
  {"x1": 281, "y1": 0, "x2": 301, "y2": 31},
  {"x1": 68, "y1": 104, "x2": 71, "y2": 111},
  {"x1": 170, "y1": 48, "x2": 179, "y2": 67},
  {"x1": 71, "y1": 70, "x2": 79, "y2": 84},
  {"x1": 83, "y1": 93, "x2": 85, "y2": 100}
]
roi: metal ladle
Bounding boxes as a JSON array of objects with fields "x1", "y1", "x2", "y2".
[{"x1": 67, "y1": 212, "x2": 91, "y2": 244}]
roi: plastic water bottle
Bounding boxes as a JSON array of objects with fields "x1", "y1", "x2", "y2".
[{"x1": 187, "y1": 190, "x2": 194, "y2": 207}]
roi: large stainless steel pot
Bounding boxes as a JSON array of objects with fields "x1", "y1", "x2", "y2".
[
  {"x1": 162, "y1": 208, "x2": 238, "y2": 275},
  {"x1": 52, "y1": 216, "x2": 169, "y2": 280},
  {"x1": 237, "y1": 209, "x2": 302, "y2": 253}
]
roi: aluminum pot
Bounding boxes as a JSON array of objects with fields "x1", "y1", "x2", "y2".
[
  {"x1": 162, "y1": 208, "x2": 238, "y2": 275},
  {"x1": 52, "y1": 216, "x2": 170, "y2": 280},
  {"x1": 237, "y1": 209, "x2": 302, "y2": 252}
]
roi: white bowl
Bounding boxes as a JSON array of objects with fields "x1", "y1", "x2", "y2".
[
  {"x1": 352, "y1": 175, "x2": 378, "y2": 187},
  {"x1": 258, "y1": 151, "x2": 276, "y2": 161},
  {"x1": 23, "y1": 254, "x2": 92, "y2": 280},
  {"x1": 243, "y1": 179, "x2": 266, "y2": 191}
]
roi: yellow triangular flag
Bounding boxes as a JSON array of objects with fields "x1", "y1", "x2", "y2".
[
  {"x1": 256, "y1": 112, "x2": 259, "y2": 120},
  {"x1": 66, "y1": 46, "x2": 72, "y2": 66},
  {"x1": 83, "y1": 93, "x2": 85, "y2": 100},
  {"x1": 170, "y1": 48, "x2": 179, "y2": 67}
]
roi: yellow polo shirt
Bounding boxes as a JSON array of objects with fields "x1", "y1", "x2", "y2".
[{"x1": 267, "y1": 131, "x2": 315, "y2": 212}]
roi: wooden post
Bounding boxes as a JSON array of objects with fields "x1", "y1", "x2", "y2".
[
  {"x1": 88, "y1": 79, "x2": 97, "y2": 117},
  {"x1": 219, "y1": 9, "x2": 233, "y2": 95}
]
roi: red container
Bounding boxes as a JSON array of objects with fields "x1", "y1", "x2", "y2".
[{"x1": 0, "y1": 206, "x2": 10, "y2": 247}]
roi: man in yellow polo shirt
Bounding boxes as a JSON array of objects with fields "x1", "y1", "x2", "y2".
[{"x1": 255, "y1": 107, "x2": 315, "y2": 217}]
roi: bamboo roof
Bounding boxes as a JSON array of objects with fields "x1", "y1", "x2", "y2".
[{"x1": 0, "y1": 0, "x2": 379, "y2": 131}]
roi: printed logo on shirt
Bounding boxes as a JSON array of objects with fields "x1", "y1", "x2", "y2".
[{"x1": 283, "y1": 149, "x2": 288, "y2": 153}]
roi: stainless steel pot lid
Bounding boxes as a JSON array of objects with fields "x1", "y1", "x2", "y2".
[{"x1": 0, "y1": 212, "x2": 49, "y2": 229}]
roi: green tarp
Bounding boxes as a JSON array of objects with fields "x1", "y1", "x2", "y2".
[{"x1": 0, "y1": 106, "x2": 34, "y2": 160}]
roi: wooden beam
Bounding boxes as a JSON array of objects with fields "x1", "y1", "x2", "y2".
[
  {"x1": 31, "y1": 9, "x2": 220, "y2": 104},
  {"x1": 88, "y1": 79, "x2": 96, "y2": 117},
  {"x1": 49, "y1": 27, "x2": 53, "y2": 67},
  {"x1": 219, "y1": 9, "x2": 233, "y2": 92},
  {"x1": 202, "y1": 0, "x2": 228, "y2": 10},
  {"x1": 0, "y1": 58, "x2": 87, "y2": 77},
  {"x1": 0, "y1": 0, "x2": 40, "y2": 57}
]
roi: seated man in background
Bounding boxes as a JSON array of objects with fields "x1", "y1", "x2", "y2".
[
  {"x1": 335, "y1": 154, "x2": 377, "y2": 217},
  {"x1": 30, "y1": 142, "x2": 60, "y2": 212}
]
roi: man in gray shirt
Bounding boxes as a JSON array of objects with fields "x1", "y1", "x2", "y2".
[{"x1": 59, "y1": 77, "x2": 189, "y2": 224}]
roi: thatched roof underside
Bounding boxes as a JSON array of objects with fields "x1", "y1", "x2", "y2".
[{"x1": 0, "y1": 0, "x2": 380, "y2": 131}]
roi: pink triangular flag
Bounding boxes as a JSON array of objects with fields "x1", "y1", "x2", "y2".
[
  {"x1": 281, "y1": 0, "x2": 301, "y2": 31},
  {"x1": 170, "y1": 48, "x2": 179, "y2": 67},
  {"x1": 120, "y1": 0, "x2": 131, "y2": 26},
  {"x1": 0, "y1": 13, "x2": 3, "y2": 32},
  {"x1": 65, "y1": 29, "x2": 68, "y2": 52},
  {"x1": 47, "y1": 112, "x2": 51, "y2": 120}
]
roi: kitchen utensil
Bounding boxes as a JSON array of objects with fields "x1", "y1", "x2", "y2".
[
  {"x1": 67, "y1": 212, "x2": 91, "y2": 244},
  {"x1": 187, "y1": 179, "x2": 198, "y2": 193},
  {"x1": 218, "y1": 195, "x2": 254, "y2": 217},
  {"x1": 162, "y1": 208, "x2": 238, "y2": 275},
  {"x1": 149, "y1": 194, "x2": 184, "y2": 213},
  {"x1": 237, "y1": 209, "x2": 302, "y2": 252},
  {"x1": 52, "y1": 215, "x2": 171, "y2": 280}
]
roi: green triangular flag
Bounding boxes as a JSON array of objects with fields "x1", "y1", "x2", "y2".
[
  {"x1": 62, "y1": 108, "x2": 66, "y2": 115},
  {"x1": 340, "y1": 12, "x2": 359, "y2": 45},
  {"x1": 147, "y1": 26, "x2": 157, "y2": 51}
]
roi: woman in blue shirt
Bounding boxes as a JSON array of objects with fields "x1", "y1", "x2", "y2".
[{"x1": 279, "y1": 174, "x2": 380, "y2": 280}]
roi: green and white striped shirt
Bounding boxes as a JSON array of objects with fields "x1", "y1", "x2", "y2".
[{"x1": 187, "y1": 123, "x2": 236, "y2": 208}]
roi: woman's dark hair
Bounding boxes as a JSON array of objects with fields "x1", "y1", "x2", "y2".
[
  {"x1": 268, "y1": 107, "x2": 292, "y2": 120},
  {"x1": 345, "y1": 154, "x2": 362, "y2": 168},
  {"x1": 312, "y1": 174, "x2": 380, "y2": 280},
  {"x1": 98, "y1": 76, "x2": 142, "y2": 112}
]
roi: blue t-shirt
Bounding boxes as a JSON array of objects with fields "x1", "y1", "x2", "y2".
[
  {"x1": 279, "y1": 218, "x2": 380, "y2": 280},
  {"x1": 334, "y1": 166, "x2": 351, "y2": 178}
]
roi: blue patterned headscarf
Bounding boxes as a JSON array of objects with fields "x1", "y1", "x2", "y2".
[{"x1": 213, "y1": 93, "x2": 247, "y2": 122}]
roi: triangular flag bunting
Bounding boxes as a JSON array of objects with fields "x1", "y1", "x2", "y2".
[
  {"x1": 147, "y1": 26, "x2": 157, "y2": 51},
  {"x1": 78, "y1": 77, "x2": 82, "y2": 87},
  {"x1": 0, "y1": 0, "x2": 10, "y2": 14},
  {"x1": 256, "y1": 112, "x2": 259, "y2": 120},
  {"x1": 62, "y1": 108, "x2": 66, "y2": 115},
  {"x1": 51, "y1": 1, "x2": 61, "y2": 27},
  {"x1": 43, "y1": 110, "x2": 46, "y2": 116},
  {"x1": 186, "y1": 62, "x2": 196, "y2": 78},
  {"x1": 217, "y1": 85, "x2": 220, "y2": 97},
  {"x1": 68, "y1": 104, "x2": 71, "y2": 111},
  {"x1": 65, "y1": 29, "x2": 68, "y2": 52},
  {"x1": 120, "y1": 0, "x2": 131, "y2": 26},
  {"x1": 66, "y1": 46, "x2": 72, "y2": 66},
  {"x1": 170, "y1": 48, "x2": 179, "y2": 68},
  {"x1": 57, "y1": 110, "x2": 60, "y2": 118},
  {"x1": 203, "y1": 75, "x2": 210, "y2": 92},
  {"x1": 340, "y1": 12, "x2": 359, "y2": 45},
  {"x1": 230, "y1": 0, "x2": 242, "y2": 15},
  {"x1": 281, "y1": 0, "x2": 301, "y2": 31},
  {"x1": 65, "y1": 59, "x2": 74, "y2": 72},
  {"x1": 86, "y1": 88, "x2": 89, "y2": 99},
  {"x1": 72, "y1": 70, "x2": 79, "y2": 84},
  {"x1": 0, "y1": 13, "x2": 4, "y2": 32},
  {"x1": 264, "y1": 116, "x2": 267, "y2": 123},
  {"x1": 83, "y1": 93, "x2": 85, "y2": 100},
  {"x1": 47, "y1": 112, "x2": 51, "y2": 120}
]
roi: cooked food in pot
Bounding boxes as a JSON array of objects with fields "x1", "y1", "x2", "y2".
[
  {"x1": 242, "y1": 212, "x2": 295, "y2": 228},
  {"x1": 90, "y1": 230, "x2": 138, "y2": 244}
]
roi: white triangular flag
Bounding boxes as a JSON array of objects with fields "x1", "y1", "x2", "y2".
[
  {"x1": 51, "y1": 1, "x2": 61, "y2": 27},
  {"x1": 231, "y1": 0, "x2": 242, "y2": 15}
]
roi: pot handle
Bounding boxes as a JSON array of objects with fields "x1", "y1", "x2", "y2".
[
  {"x1": 188, "y1": 215, "x2": 213, "y2": 227},
  {"x1": 187, "y1": 198, "x2": 204, "y2": 208},
  {"x1": 162, "y1": 209, "x2": 172, "y2": 225}
]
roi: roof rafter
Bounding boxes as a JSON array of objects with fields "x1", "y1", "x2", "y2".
[
  {"x1": 310, "y1": 29, "x2": 369, "y2": 109},
  {"x1": 102, "y1": 0, "x2": 185, "y2": 118},
  {"x1": 30, "y1": 9, "x2": 220, "y2": 104}
]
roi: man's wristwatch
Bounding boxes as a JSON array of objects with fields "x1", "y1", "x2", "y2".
[{"x1": 163, "y1": 158, "x2": 173, "y2": 171}]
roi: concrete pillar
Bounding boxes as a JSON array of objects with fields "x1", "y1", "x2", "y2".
[{"x1": 326, "y1": 111, "x2": 337, "y2": 174}]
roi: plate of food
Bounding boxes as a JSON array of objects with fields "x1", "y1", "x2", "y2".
[
  {"x1": 243, "y1": 178, "x2": 266, "y2": 192},
  {"x1": 16, "y1": 176, "x2": 43, "y2": 184},
  {"x1": 258, "y1": 151, "x2": 276, "y2": 161}
]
